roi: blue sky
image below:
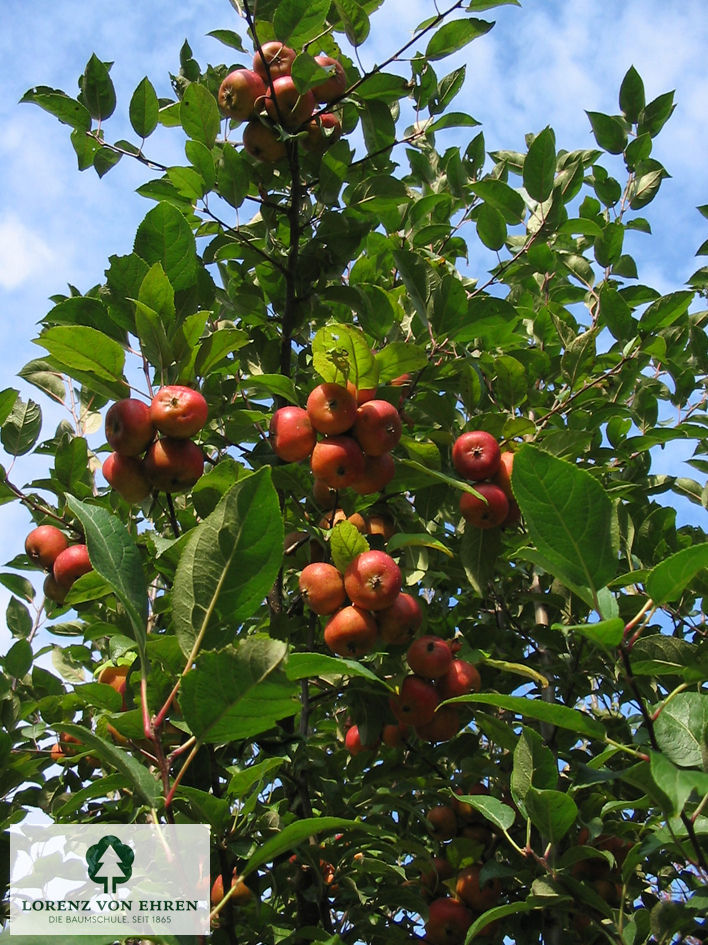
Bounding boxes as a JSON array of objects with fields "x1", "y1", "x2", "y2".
[{"x1": 0, "y1": 0, "x2": 706, "y2": 626}]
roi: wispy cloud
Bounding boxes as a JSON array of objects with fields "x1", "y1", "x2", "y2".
[{"x1": 0, "y1": 213, "x2": 60, "y2": 291}]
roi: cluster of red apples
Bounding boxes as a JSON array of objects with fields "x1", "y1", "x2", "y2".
[
  {"x1": 345, "y1": 634, "x2": 481, "y2": 753},
  {"x1": 25, "y1": 524, "x2": 92, "y2": 605},
  {"x1": 452, "y1": 431, "x2": 518, "y2": 529},
  {"x1": 102, "y1": 386, "x2": 207, "y2": 502},
  {"x1": 218, "y1": 42, "x2": 346, "y2": 162},
  {"x1": 270, "y1": 381, "x2": 402, "y2": 496}
]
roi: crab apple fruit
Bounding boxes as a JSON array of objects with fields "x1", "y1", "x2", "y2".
[
  {"x1": 420, "y1": 857, "x2": 455, "y2": 898},
  {"x1": 452, "y1": 430, "x2": 501, "y2": 482},
  {"x1": 104, "y1": 398, "x2": 155, "y2": 457},
  {"x1": 25, "y1": 525, "x2": 69, "y2": 570},
  {"x1": 269, "y1": 405, "x2": 316, "y2": 462},
  {"x1": 324, "y1": 605, "x2": 378, "y2": 658},
  {"x1": 102, "y1": 452, "x2": 152, "y2": 503},
  {"x1": 243, "y1": 120, "x2": 287, "y2": 162},
  {"x1": 437, "y1": 659, "x2": 482, "y2": 700},
  {"x1": 346, "y1": 381, "x2": 377, "y2": 405},
  {"x1": 353, "y1": 399, "x2": 402, "y2": 456},
  {"x1": 43, "y1": 574, "x2": 68, "y2": 605},
  {"x1": 265, "y1": 76, "x2": 316, "y2": 129},
  {"x1": 143, "y1": 437, "x2": 204, "y2": 493},
  {"x1": 344, "y1": 550, "x2": 401, "y2": 611},
  {"x1": 381, "y1": 721, "x2": 410, "y2": 748},
  {"x1": 310, "y1": 435, "x2": 366, "y2": 489},
  {"x1": 460, "y1": 482, "x2": 509, "y2": 529},
  {"x1": 350, "y1": 452, "x2": 396, "y2": 495},
  {"x1": 218, "y1": 68, "x2": 267, "y2": 120},
  {"x1": 455, "y1": 864, "x2": 502, "y2": 912},
  {"x1": 299, "y1": 562, "x2": 346, "y2": 615},
  {"x1": 377, "y1": 592, "x2": 423, "y2": 645},
  {"x1": 453, "y1": 784, "x2": 490, "y2": 824},
  {"x1": 311, "y1": 54, "x2": 347, "y2": 103},
  {"x1": 493, "y1": 450, "x2": 514, "y2": 500},
  {"x1": 425, "y1": 897, "x2": 474, "y2": 945},
  {"x1": 98, "y1": 664, "x2": 129, "y2": 709},
  {"x1": 313, "y1": 477, "x2": 338, "y2": 508},
  {"x1": 210, "y1": 870, "x2": 253, "y2": 908},
  {"x1": 252, "y1": 41, "x2": 297, "y2": 81},
  {"x1": 391, "y1": 675, "x2": 439, "y2": 727},
  {"x1": 53, "y1": 544, "x2": 92, "y2": 589},
  {"x1": 306, "y1": 382, "x2": 358, "y2": 435},
  {"x1": 407, "y1": 635, "x2": 453, "y2": 679},
  {"x1": 303, "y1": 112, "x2": 342, "y2": 153},
  {"x1": 150, "y1": 386, "x2": 208, "y2": 439},
  {"x1": 366, "y1": 513, "x2": 396, "y2": 540},
  {"x1": 344, "y1": 724, "x2": 377, "y2": 756},
  {"x1": 319, "y1": 507, "x2": 348, "y2": 529},
  {"x1": 416, "y1": 705, "x2": 461, "y2": 743},
  {"x1": 426, "y1": 805, "x2": 458, "y2": 841}
]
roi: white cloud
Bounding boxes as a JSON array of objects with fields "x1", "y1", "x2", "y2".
[{"x1": 0, "y1": 214, "x2": 59, "y2": 291}]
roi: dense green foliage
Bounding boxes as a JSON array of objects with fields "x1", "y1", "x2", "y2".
[{"x1": 1, "y1": 1, "x2": 707, "y2": 943}]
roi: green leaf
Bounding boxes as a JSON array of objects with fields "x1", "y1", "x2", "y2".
[
  {"x1": 452, "y1": 693, "x2": 605, "y2": 740},
  {"x1": 207, "y1": 29, "x2": 246, "y2": 52},
  {"x1": 180, "y1": 81, "x2": 220, "y2": 148},
  {"x1": 619, "y1": 66, "x2": 645, "y2": 123},
  {"x1": 227, "y1": 757, "x2": 286, "y2": 799},
  {"x1": 556, "y1": 617, "x2": 625, "y2": 648},
  {"x1": 274, "y1": 0, "x2": 330, "y2": 46},
  {"x1": 513, "y1": 445, "x2": 616, "y2": 598},
  {"x1": 450, "y1": 792, "x2": 515, "y2": 832},
  {"x1": 129, "y1": 77, "x2": 159, "y2": 138},
  {"x1": 511, "y1": 728, "x2": 558, "y2": 812},
  {"x1": 312, "y1": 323, "x2": 378, "y2": 388},
  {"x1": 585, "y1": 111, "x2": 627, "y2": 154},
  {"x1": 476, "y1": 202, "x2": 507, "y2": 250},
  {"x1": 286, "y1": 652, "x2": 389, "y2": 689},
  {"x1": 594, "y1": 222, "x2": 624, "y2": 267},
  {"x1": 465, "y1": 902, "x2": 538, "y2": 941},
  {"x1": 375, "y1": 342, "x2": 427, "y2": 382},
  {"x1": 525, "y1": 787, "x2": 578, "y2": 842},
  {"x1": 35, "y1": 325, "x2": 126, "y2": 386},
  {"x1": 58, "y1": 722, "x2": 160, "y2": 808},
  {"x1": 180, "y1": 638, "x2": 297, "y2": 742},
  {"x1": 330, "y1": 521, "x2": 369, "y2": 574},
  {"x1": 172, "y1": 469, "x2": 283, "y2": 656},
  {"x1": 649, "y1": 751, "x2": 708, "y2": 815},
  {"x1": 333, "y1": 0, "x2": 370, "y2": 45},
  {"x1": 64, "y1": 497, "x2": 148, "y2": 663},
  {"x1": 523, "y1": 127, "x2": 556, "y2": 202},
  {"x1": 653, "y1": 693, "x2": 708, "y2": 768},
  {"x1": 470, "y1": 179, "x2": 525, "y2": 223},
  {"x1": 646, "y1": 543, "x2": 708, "y2": 603},
  {"x1": 4, "y1": 639, "x2": 33, "y2": 678},
  {"x1": 241, "y1": 816, "x2": 379, "y2": 878},
  {"x1": 0, "y1": 389, "x2": 19, "y2": 425},
  {"x1": 638, "y1": 90, "x2": 675, "y2": 137},
  {"x1": 20, "y1": 86, "x2": 92, "y2": 131},
  {"x1": 80, "y1": 54, "x2": 116, "y2": 120},
  {"x1": 133, "y1": 202, "x2": 198, "y2": 292},
  {"x1": 425, "y1": 18, "x2": 494, "y2": 60},
  {"x1": 0, "y1": 397, "x2": 41, "y2": 457},
  {"x1": 460, "y1": 524, "x2": 502, "y2": 596},
  {"x1": 640, "y1": 290, "x2": 693, "y2": 332}
]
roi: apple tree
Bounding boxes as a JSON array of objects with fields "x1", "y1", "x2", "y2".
[{"x1": 1, "y1": 0, "x2": 707, "y2": 943}]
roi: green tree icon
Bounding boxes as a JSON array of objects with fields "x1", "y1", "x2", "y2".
[{"x1": 86, "y1": 835, "x2": 134, "y2": 894}]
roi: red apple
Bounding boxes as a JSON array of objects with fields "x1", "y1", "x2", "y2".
[
  {"x1": 426, "y1": 805, "x2": 458, "y2": 841},
  {"x1": 243, "y1": 120, "x2": 287, "y2": 162},
  {"x1": 303, "y1": 111, "x2": 343, "y2": 153},
  {"x1": 150, "y1": 386, "x2": 208, "y2": 439},
  {"x1": 105, "y1": 398, "x2": 155, "y2": 456},
  {"x1": 299, "y1": 562, "x2": 346, "y2": 615},
  {"x1": 218, "y1": 68, "x2": 267, "y2": 121},
  {"x1": 459, "y1": 482, "x2": 509, "y2": 529},
  {"x1": 311, "y1": 55, "x2": 347, "y2": 103},
  {"x1": 452, "y1": 430, "x2": 501, "y2": 481},
  {"x1": 323, "y1": 605, "x2": 378, "y2": 658},
  {"x1": 252, "y1": 42, "x2": 297, "y2": 81},
  {"x1": 416, "y1": 705, "x2": 461, "y2": 743},
  {"x1": 425, "y1": 897, "x2": 474, "y2": 945},
  {"x1": 381, "y1": 721, "x2": 410, "y2": 748},
  {"x1": 391, "y1": 675, "x2": 439, "y2": 727},
  {"x1": 455, "y1": 864, "x2": 502, "y2": 912},
  {"x1": 310, "y1": 435, "x2": 366, "y2": 489},
  {"x1": 53, "y1": 544, "x2": 92, "y2": 589},
  {"x1": 437, "y1": 659, "x2": 481, "y2": 700},
  {"x1": 344, "y1": 724, "x2": 377, "y2": 756},
  {"x1": 350, "y1": 452, "x2": 396, "y2": 495},
  {"x1": 102, "y1": 452, "x2": 152, "y2": 503},
  {"x1": 493, "y1": 450, "x2": 514, "y2": 500},
  {"x1": 143, "y1": 437, "x2": 204, "y2": 493},
  {"x1": 269, "y1": 405, "x2": 316, "y2": 462},
  {"x1": 353, "y1": 399, "x2": 402, "y2": 456},
  {"x1": 313, "y1": 477, "x2": 338, "y2": 508},
  {"x1": 306, "y1": 382, "x2": 358, "y2": 435},
  {"x1": 43, "y1": 574, "x2": 68, "y2": 605},
  {"x1": 25, "y1": 525, "x2": 69, "y2": 570},
  {"x1": 265, "y1": 76, "x2": 316, "y2": 130},
  {"x1": 407, "y1": 635, "x2": 453, "y2": 679},
  {"x1": 377, "y1": 592, "x2": 423, "y2": 645},
  {"x1": 344, "y1": 550, "x2": 401, "y2": 611}
]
